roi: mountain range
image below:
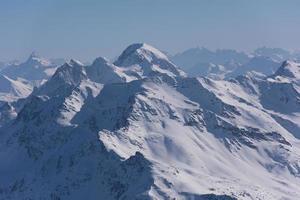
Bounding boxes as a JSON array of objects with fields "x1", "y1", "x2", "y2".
[
  {"x1": 0, "y1": 53, "x2": 66, "y2": 103},
  {"x1": 171, "y1": 47, "x2": 300, "y2": 79},
  {"x1": 0, "y1": 46, "x2": 298, "y2": 102},
  {"x1": 0, "y1": 44, "x2": 300, "y2": 199}
]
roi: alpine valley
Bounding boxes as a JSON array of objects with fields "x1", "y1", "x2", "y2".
[{"x1": 1, "y1": 43, "x2": 300, "y2": 200}]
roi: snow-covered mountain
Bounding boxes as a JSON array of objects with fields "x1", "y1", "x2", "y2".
[
  {"x1": 185, "y1": 61, "x2": 244, "y2": 80},
  {"x1": 0, "y1": 53, "x2": 68, "y2": 103},
  {"x1": 171, "y1": 47, "x2": 250, "y2": 69},
  {"x1": 0, "y1": 43, "x2": 300, "y2": 200},
  {"x1": 271, "y1": 60, "x2": 300, "y2": 84},
  {"x1": 228, "y1": 56, "x2": 281, "y2": 78},
  {"x1": 171, "y1": 47, "x2": 298, "y2": 79},
  {"x1": 0, "y1": 75, "x2": 33, "y2": 102},
  {"x1": 186, "y1": 62, "x2": 229, "y2": 79},
  {"x1": 0, "y1": 52, "x2": 58, "y2": 83},
  {"x1": 114, "y1": 43, "x2": 186, "y2": 79},
  {"x1": 254, "y1": 47, "x2": 293, "y2": 62},
  {"x1": 171, "y1": 47, "x2": 251, "y2": 78}
]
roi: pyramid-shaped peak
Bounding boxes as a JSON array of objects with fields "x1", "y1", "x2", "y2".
[
  {"x1": 26, "y1": 51, "x2": 42, "y2": 62},
  {"x1": 25, "y1": 51, "x2": 51, "y2": 66},
  {"x1": 29, "y1": 51, "x2": 40, "y2": 59},
  {"x1": 274, "y1": 60, "x2": 300, "y2": 79}
]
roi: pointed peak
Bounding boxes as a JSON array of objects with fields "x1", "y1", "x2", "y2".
[
  {"x1": 273, "y1": 60, "x2": 300, "y2": 79},
  {"x1": 55, "y1": 59, "x2": 85, "y2": 75},
  {"x1": 47, "y1": 59, "x2": 87, "y2": 89},
  {"x1": 25, "y1": 51, "x2": 52, "y2": 66},
  {"x1": 26, "y1": 51, "x2": 41, "y2": 62}
]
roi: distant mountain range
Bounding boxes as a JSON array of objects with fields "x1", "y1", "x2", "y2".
[
  {"x1": 1, "y1": 52, "x2": 62, "y2": 81},
  {"x1": 0, "y1": 53, "x2": 66, "y2": 102},
  {"x1": 171, "y1": 47, "x2": 300, "y2": 79},
  {"x1": 0, "y1": 44, "x2": 300, "y2": 199}
]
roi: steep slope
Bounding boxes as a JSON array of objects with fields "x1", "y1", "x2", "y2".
[
  {"x1": 0, "y1": 102, "x2": 17, "y2": 126},
  {"x1": 0, "y1": 75, "x2": 33, "y2": 102},
  {"x1": 86, "y1": 57, "x2": 133, "y2": 83},
  {"x1": 271, "y1": 60, "x2": 300, "y2": 84},
  {"x1": 0, "y1": 44, "x2": 300, "y2": 200},
  {"x1": 0, "y1": 50, "x2": 159, "y2": 200},
  {"x1": 98, "y1": 77, "x2": 300, "y2": 199},
  {"x1": 114, "y1": 43, "x2": 186, "y2": 79}
]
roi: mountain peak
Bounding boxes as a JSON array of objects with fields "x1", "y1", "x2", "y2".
[
  {"x1": 113, "y1": 43, "x2": 186, "y2": 78},
  {"x1": 122, "y1": 43, "x2": 167, "y2": 58},
  {"x1": 25, "y1": 52, "x2": 51, "y2": 66},
  {"x1": 114, "y1": 43, "x2": 169, "y2": 67},
  {"x1": 92, "y1": 56, "x2": 109, "y2": 66},
  {"x1": 274, "y1": 60, "x2": 300, "y2": 79},
  {"x1": 28, "y1": 51, "x2": 40, "y2": 59},
  {"x1": 136, "y1": 43, "x2": 169, "y2": 60}
]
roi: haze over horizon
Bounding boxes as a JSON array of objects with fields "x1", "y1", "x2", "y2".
[
  {"x1": 1, "y1": 2, "x2": 300, "y2": 199},
  {"x1": 1, "y1": 0, "x2": 300, "y2": 61}
]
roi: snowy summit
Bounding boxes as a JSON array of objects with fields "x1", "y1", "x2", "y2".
[{"x1": 0, "y1": 43, "x2": 300, "y2": 200}]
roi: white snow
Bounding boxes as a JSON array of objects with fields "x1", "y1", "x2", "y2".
[
  {"x1": 0, "y1": 75, "x2": 33, "y2": 102},
  {"x1": 0, "y1": 44, "x2": 300, "y2": 200}
]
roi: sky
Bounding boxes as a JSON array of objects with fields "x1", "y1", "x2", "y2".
[{"x1": 0, "y1": 0, "x2": 300, "y2": 62}]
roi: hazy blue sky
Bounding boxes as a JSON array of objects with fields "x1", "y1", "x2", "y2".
[{"x1": 1, "y1": 0, "x2": 300, "y2": 61}]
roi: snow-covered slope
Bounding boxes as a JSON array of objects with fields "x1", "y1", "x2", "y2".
[
  {"x1": 0, "y1": 75, "x2": 33, "y2": 102},
  {"x1": 186, "y1": 62, "x2": 241, "y2": 79},
  {"x1": 115, "y1": 43, "x2": 186, "y2": 79},
  {"x1": 271, "y1": 60, "x2": 300, "y2": 84},
  {"x1": 0, "y1": 44, "x2": 300, "y2": 200}
]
